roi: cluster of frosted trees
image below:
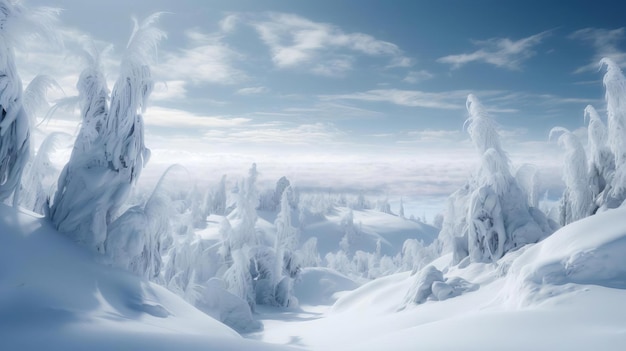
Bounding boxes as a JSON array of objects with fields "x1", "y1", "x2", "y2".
[
  {"x1": 438, "y1": 95, "x2": 556, "y2": 264},
  {"x1": 549, "y1": 58, "x2": 626, "y2": 225}
]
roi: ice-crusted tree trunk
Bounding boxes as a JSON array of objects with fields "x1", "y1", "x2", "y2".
[
  {"x1": 51, "y1": 15, "x2": 165, "y2": 253},
  {"x1": 550, "y1": 127, "x2": 593, "y2": 225},
  {"x1": 584, "y1": 105, "x2": 614, "y2": 209},
  {"x1": 0, "y1": 2, "x2": 59, "y2": 202},
  {"x1": 439, "y1": 95, "x2": 554, "y2": 264}
]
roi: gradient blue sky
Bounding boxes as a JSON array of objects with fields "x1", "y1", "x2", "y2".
[{"x1": 21, "y1": 0, "x2": 626, "y2": 218}]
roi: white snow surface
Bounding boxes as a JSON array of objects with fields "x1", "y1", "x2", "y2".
[
  {"x1": 251, "y1": 206, "x2": 626, "y2": 350},
  {"x1": 3, "y1": 203, "x2": 626, "y2": 350},
  {"x1": 0, "y1": 204, "x2": 288, "y2": 351}
]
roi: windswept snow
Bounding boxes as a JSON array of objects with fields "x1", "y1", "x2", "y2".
[
  {"x1": 250, "y1": 206, "x2": 626, "y2": 350},
  {"x1": 0, "y1": 204, "x2": 287, "y2": 351}
]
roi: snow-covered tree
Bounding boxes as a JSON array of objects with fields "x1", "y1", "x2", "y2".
[
  {"x1": 584, "y1": 105, "x2": 614, "y2": 207},
  {"x1": 106, "y1": 164, "x2": 192, "y2": 279},
  {"x1": 273, "y1": 186, "x2": 300, "y2": 307},
  {"x1": 209, "y1": 174, "x2": 228, "y2": 216},
  {"x1": 223, "y1": 248, "x2": 256, "y2": 310},
  {"x1": 515, "y1": 164, "x2": 540, "y2": 208},
  {"x1": 549, "y1": 127, "x2": 593, "y2": 225},
  {"x1": 14, "y1": 132, "x2": 68, "y2": 214},
  {"x1": 595, "y1": 58, "x2": 626, "y2": 209},
  {"x1": 439, "y1": 95, "x2": 554, "y2": 264},
  {"x1": 601, "y1": 58, "x2": 626, "y2": 178},
  {"x1": 297, "y1": 237, "x2": 321, "y2": 267},
  {"x1": 399, "y1": 197, "x2": 405, "y2": 218},
  {"x1": 51, "y1": 15, "x2": 165, "y2": 253},
  {"x1": 375, "y1": 197, "x2": 392, "y2": 214},
  {"x1": 231, "y1": 163, "x2": 259, "y2": 248},
  {"x1": 0, "y1": 1, "x2": 59, "y2": 202},
  {"x1": 339, "y1": 209, "x2": 359, "y2": 253}
]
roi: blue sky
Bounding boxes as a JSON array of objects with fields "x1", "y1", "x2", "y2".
[{"x1": 20, "y1": 0, "x2": 626, "y2": 217}]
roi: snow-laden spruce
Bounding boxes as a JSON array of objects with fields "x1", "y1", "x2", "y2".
[
  {"x1": 14, "y1": 132, "x2": 69, "y2": 214},
  {"x1": 593, "y1": 57, "x2": 626, "y2": 210},
  {"x1": 13, "y1": 75, "x2": 64, "y2": 213},
  {"x1": 438, "y1": 94, "x2": 555, "y2": 264},
  {"x1": 0, "y1": 1, "x2": 59, "y2": 202},
  {"x1": 549, "y1": 127, "x2": 593, "y2": 225},
  {"x1": 50, "y1": 15, "x2": 165, "y2": 253},
  {"x1": 585, "y1": 105, "x2": 614, "y2": 208}
]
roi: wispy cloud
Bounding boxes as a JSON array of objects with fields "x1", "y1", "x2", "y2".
[
  {"x1": 252, "y1": 12, "x2": 412, "y2": 75},
  {"x1": 320, "y1": 89, "x2": 476, "y2": 109},
  {"x1": 437, "y1": 31, "x2": 550, "y2": 70},
  {"x1": 145, "y1": 106, "x2": 251, "y2": 129},
  {"x1": 236, "y1": 86, "x2": 268, "y2": 95},
  {"x1": 569, "y1": 27, "x2": 626, "y2": 73},
  {"x1": 403, "y1": 70, "x2": 434, "y2": 84},
  {"x1": 156, "y1": 29, "x2": 246, "y2": 86},
  {"x1": 152, "y1": 80, "x2": 188, "y2": 101},
  {"x1": 405, "y1": 129, "x2": 463, "y2": 142},
  {"x1": 202, "y1": 122, "x2": 346, "y2": 146}
]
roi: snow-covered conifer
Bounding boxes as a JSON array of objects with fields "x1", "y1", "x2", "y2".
[
  {"x1": 438, "y1": 95, "x2": 553, "y2": 264},
  {"x1": 584, "y1": 105, "x2": 614, "y2": 206},
  {"x1": 14, "y1": 132, "x2": 68, "y2": 214},
  {"x1": 51, "y1": 15, "x2": 164, "y2": 253},
  {"x1": 549, "y1": 127, "x2": 593, "y2": 224},
  {"x1": 0, "y1": 1, "x2": 59, "y2": 201}
]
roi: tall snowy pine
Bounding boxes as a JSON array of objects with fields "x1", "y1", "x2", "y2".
[
  {"x1": 50, "y1": 15, "x2": 165, "y2": 253},
  {"x1": 439, "y1": 95, "x2": 555, "y2": 264},
  {"x1": 0, "y1": 1, "x2": 59, "y2": 202}
]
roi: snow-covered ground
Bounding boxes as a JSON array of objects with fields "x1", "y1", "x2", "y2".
[
  {"x1": 247, "y1": 206, "x2": 626, "y2": 350},
  {"x1": 0, "y1": 204, "x2": 287, "y2": 351},
  {"x1": 4, "y1": 202, "x2": 625, "y2": 350}
]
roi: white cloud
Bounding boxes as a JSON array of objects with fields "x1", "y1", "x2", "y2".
[
  {"x1": 252, "y1": 12, "x2": 411, "y2": 75},
  {"x1": 437, "y1": 31, "x2": 549, "y2": 70},
  {"x1": 145, "y1": 106, "x2": 251, "y2": 129},
  {"x1": 156, "y1": 29, "x2": 246, "y2": 85},
  {"x1": 236, "y1": 86, "x2": 268, "y2": 95},
  {"x1": 152, "y1": 80, "x2": 188, "y2": 101},
  {"x1": 403, "y1": 70, "x2": 434, "y2": 84},
  {"x1": 202, "y1": 122, "x2": 346, "y2": 146},
  {"x1": 570, "y1": 27, "x2": 626, "y2": 73},
  {"x1": 320, "y1": 89, "x2": 474, "y2": 109},
  {"x1": 405, "y1": 129, "x2": 463, "y2": 142},
  {"x1": 219, "y1": 13, "x2": 241, "y2": 33}
]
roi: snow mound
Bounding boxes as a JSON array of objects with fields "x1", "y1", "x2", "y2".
[
  {"x1": 504, "y1": 206, "x2": 626, "y2": 307},
  {"x1": 294, "y1": 267, "x2": 360, "y2": 306},
  {"x1": 301, "y1": 207, "x2": 438, "y2": 257},
  {"x1": 0, "y1": 204, "x2": 287, "y2": 350}
]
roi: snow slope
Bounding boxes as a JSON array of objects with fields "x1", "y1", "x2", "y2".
[
  {"x1": 0, "y1": 204, "x2": 289, "y2": 351},
  {"x1": 296, "y1": 207, "x2": 438, "y2": 256},
  {"x1": 252, "y1": 207, "x2": 626, "y2": 350}
]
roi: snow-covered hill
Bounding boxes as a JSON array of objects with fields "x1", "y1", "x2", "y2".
[
  {"x1": 252, "y1": 206, "x2": 626, "y2": 350},
  {"x1": 3, "y1": 199, "x2": 626, "y2": 350},
  {"x1": 0, "y1": 204, "x2": 287, "y2": 351}
]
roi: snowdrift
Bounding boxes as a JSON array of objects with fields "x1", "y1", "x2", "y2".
[
  {"x1": 0, "y1": 204, "x2": 287, "y2": 351},
  {"x1": 294, "y1": 267, "x2": 359, "y2": 306},
  {"x1": 256, "y1": 207, "x2": 626, "y2": 350},
  {"x1": 298, "y1": 207, "x2": 438, "y2": 257}
]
